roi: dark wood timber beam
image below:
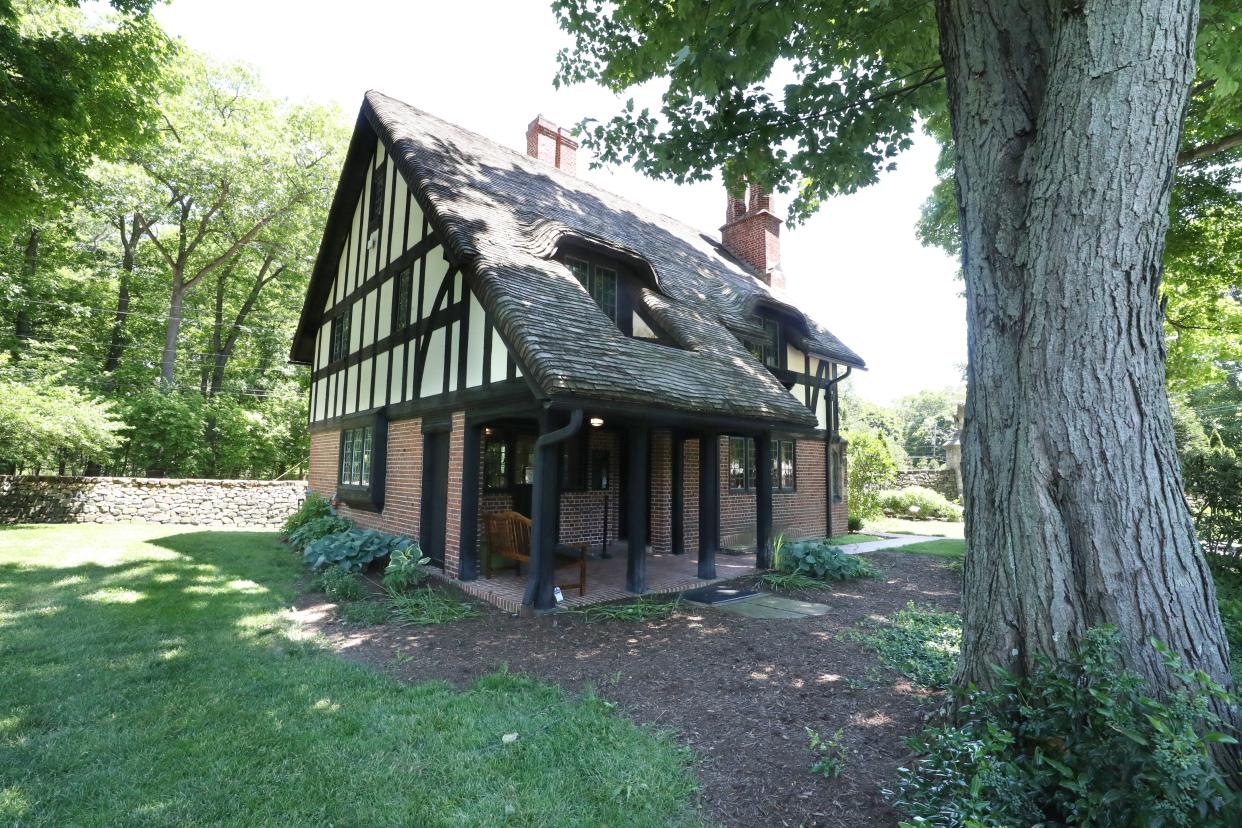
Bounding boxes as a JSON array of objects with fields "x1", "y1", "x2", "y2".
[
  {"x1": 458, "y1": 421, "x2": 481, "y2": 581},
  {"x1": 670, "y1": 431, "x2": 685, "y2": 555},
  {"x1": 626, "y1": 425, "x2": 649, "y2": 593},
  {"x1": 754, "y1": 434, "x2": 773, "y2": 570},
  {"x1": 698, "y1": 431, "x2": 720, "y2": 579}
]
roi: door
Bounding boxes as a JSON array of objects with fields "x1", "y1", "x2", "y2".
[{"x1": 420, "y1": 432, "x2": 450, "y2": 566}]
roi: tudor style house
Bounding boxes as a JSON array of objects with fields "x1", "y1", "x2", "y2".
[{"x1": 291, "y1": 91, "x2": 865, "y2": 611}]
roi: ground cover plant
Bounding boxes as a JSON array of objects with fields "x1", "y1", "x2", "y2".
[
  {"x1": 0, "y1": 524, "x2": 699, "y2": 826},
  {"x1": 890, "y1": 628, "x2": 1242, "y2": 827},
  {"x1": 572, "y1": 596, "x2": 681, "y2": 623},
  {"x1": 845, "y1": 601, "x2": 962, "y2": 689},
  {"x1": 388, "y1": 586, "x2": 480, "y2": 626}
]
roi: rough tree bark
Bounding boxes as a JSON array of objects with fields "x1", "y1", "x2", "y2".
[
  {"x1": 938, "y1": 0, "x2": 1236, "y2": 735},
  {"x1": 103, "y1": 215, "x2": 144, "y2": 376}
]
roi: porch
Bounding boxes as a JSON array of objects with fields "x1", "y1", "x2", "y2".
[{"x1": 456, "y1": 544, "x2": 757, "y2": 613}]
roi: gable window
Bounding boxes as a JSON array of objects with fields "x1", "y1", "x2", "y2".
[
  {"x1": 393, "y1": 267, "x2": 413, "y2": 330},
  {"x1": 566, "y1": 255, "x2": 619, "y2": 322},
  {"x1": 340, "y1": 426, "x2": 373, "y2": 487},
  {"x1": 728, "y1": 436, "x2": 797, "y2": 492},
  {"x1": 369, "y1": 159, "x2": 386, "y2": 232},
  {"x1": 329, "y1": 312, "x2": 352, "y2": 362}
]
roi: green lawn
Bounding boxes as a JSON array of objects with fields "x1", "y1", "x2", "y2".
[
  {"x1": 821, "y1": 533, "x2": 885, "y2": 545},
  {"x1": 0, "y1": 524, "x2": 699, "y2": 827},
  {"x1": 865, "y1": 517, "x2": 965, "y2": 539},
  {"x1": 896, "y1": 538, "x2": 967, "y2": 559}
]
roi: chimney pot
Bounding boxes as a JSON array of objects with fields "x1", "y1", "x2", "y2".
[{"x1": 526, "y1": 115, "x2": 578, "y2": 175}]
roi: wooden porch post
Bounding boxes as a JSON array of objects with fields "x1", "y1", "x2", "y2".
[
  {"x1": 626, "y1": 425, "x2": 649, "y2": 593},
  {"x1": 457, "y1": 421, "x2": 482, "y2": 581},
  {"x1": 755, "y1": 434, "x2": 773, "y2": 570},
  {"x1": 697, "y1": 431, "x2": 720, "y2": 579},
  {"x1": 523, "y1": 413, "x2": 562, "y2": 610},
  {"x1": 670, "y1": 431, "x2": 685, "y2": 555}
]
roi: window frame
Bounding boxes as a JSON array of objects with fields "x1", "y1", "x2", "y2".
[
  {"x1": 727, "y1": 436, "x2": 797, "y2": 493},
  {"x1": 336, "y1": 414, "x2": 387, "y2": 510},
  {"x1": 329, "y1": 311, "x2": 351, "y2": 363},
  {"x1": 368, "y1": 158, "x2": 386, "y2": 233},
  {"x1": 393, "y1": 266, "x2": 413, "y2": 331},
  {"x1": 745, "y1": 316, "x2": 784, "y2": 370}
]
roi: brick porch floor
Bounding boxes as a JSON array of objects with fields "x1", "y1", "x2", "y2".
[{"x1": 443, "y1": 544, "x2": 757, "y2": 614}]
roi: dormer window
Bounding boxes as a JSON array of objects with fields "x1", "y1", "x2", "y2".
[
  {"x1": 559, "y1": 246, "x2": 681, "y2": 348},
  {"x1": 566, "y1": 256, "x2": 619, "y2": 323},
  {"x1": 745, "y1": 316, "x2": 783, "y2": 369}
]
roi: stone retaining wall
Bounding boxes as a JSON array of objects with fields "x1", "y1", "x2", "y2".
[
  {"x1": 0, "y1": 476, "x2": 307, "y2": 527},
  {"x1": 894, "y1": 468, "x2": 960, "y2": 501}
]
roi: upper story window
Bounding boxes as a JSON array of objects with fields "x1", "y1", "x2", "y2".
[
  {"x1": 567, "y1": 256, "x2": 619, "y2": 323},
  {"x1": 329, "y1": 312, "x2": 351, "y2": 362},
  {"x1": 393, "y1": 266, "x2": 413, "y2": 330},
  {"x1": 369, "y1": 159, "x2": 386, "y2": 232},
  {"x1": 745, "y1": 317, "x2": 783, "y2": 369}
]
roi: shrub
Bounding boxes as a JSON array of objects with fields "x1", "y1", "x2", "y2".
[
  {"x1": 303, "y1": 528, "x2": 410, "y2": 573},
  {"x1": 847, "y1": 515, "x2": 864, "y2": 532},
  {"x1": 312, "y1": 567, "x2": 365, "y2": 602},
  {"x1": 288, "y1": 515, "x2": 353, "y2": 552},
  {"x1": 877, "y1": 486, "x2": 963, "y2": 521},
  {"x1": 783, "y1": 540, "x2": 876, "y2": 581},
  {"x1": 382, "y1": 544, "x2": 430, "y2": 593},
  {"x1": 845, "y1": 430, "x2": 900, "y2": 520},
  {"x1": 889, "y1": 628, "x2": 1242, "y2": 828},
  {"x1": 1185, "y1": 444, "x2": 1242, "y2": 560},
  {"x1": 282, "y1": 492, "x2": 332, "y2": 537}
]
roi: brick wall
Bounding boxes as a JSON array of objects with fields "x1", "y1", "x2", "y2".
[
  {"x1": 443, "y1": 412, "x2": 466, "y2": 576},
  {"x1": 648, "y1": 430, "x2": 673, "y2": 554},
  {"x1": 718, "y1": 436, "x2": 830, "y2": 548},
  {"x1": 308, "y1": 419, "x2": 423, "y2": 539}
]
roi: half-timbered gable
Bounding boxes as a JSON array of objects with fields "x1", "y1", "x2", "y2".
[{"x1": 292, "y1": 92, "x2": 865, "y2": 613}]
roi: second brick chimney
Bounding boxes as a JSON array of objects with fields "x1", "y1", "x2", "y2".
[
  {"x1": 526, "y1": 115, "x2": 578, "y2": 175},
  {"x1": 721, "y1": 181, "x2": 783, "y2": 290}
]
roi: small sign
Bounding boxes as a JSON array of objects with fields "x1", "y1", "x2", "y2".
[{"x1": 553, "y1": 587, "x2": 564, "y2": 603}]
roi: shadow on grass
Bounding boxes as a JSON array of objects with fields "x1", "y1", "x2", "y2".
[{"x1": 0, "y1": 525, "x2": 698, "y2": 827}]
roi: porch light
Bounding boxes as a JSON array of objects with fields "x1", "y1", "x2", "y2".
[{"x1": 589, "y1": 417, "x2": 605, "y2": 428}]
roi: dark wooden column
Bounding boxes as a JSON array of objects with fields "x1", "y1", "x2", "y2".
[
  {"x1": 754, "y1": 434, "x2": 773, "y2": 570},
  {"x1": 458, "y1": 421, "x2": 482, "y2": 581},
  {"x1": 670, "y1": 432, "x2": 685, "y2": 555},
  {"x1": 626, "y1": 425, "x2": 649, "y2": 593},
  {"x1": 523, "y1": 414, "x2": 562, "y2": 610},
  {"x1": 697, "y1": 431, "x2": 720, "y2": 579}
]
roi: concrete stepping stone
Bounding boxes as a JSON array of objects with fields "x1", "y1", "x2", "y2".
[{"x1": 687, "y1": 592, "x2": 831, "y2": 619}]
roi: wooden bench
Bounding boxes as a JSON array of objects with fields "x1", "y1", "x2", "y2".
[{"x1": 481, "y1": 510, "x2": 587, "y2": 596}]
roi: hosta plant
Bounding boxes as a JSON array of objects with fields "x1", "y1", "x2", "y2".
[{"x1": 303, "y1": 528, "x2": 411, "y2": 573}]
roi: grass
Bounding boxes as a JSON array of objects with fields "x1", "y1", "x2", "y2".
[
  {"x1": 897, "y1": 538, "x2": 966, "y2": 560},
  {"x1": 572, "y1": 596, "x2": 681, "y2": 623},
  {"x1": 388, "y1": 586, "x2": 480, "y2": 625},
  {"x1": 864, "y1": 516, "x2": 965, "y2": 539},
  {"x1": 821, "y1": 533, "x2": 885, "y2": 545},
  {"x1": 844, "y1": 601, "x2": 962, "y2": 689},
  {"x1": 0, "y1": 524, "x2": 699, "y2": 826},
  {"x1": 759, "y1": 571, "x2": 826, "y2": 592}
]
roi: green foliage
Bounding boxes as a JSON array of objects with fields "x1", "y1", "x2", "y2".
[
  {"x1": 312, "y1": 567, "x2": 365, "y2": 603},
  {"x1": 846, "y1": 602, "x2": 961, "y2": 689},
  {"x1": 287, "y1": 515, "x2": 353, "y2": 553},
  {"x1": 302, "y1": 528, "x2": 407, "y2": 573},
  {"x1": 1185, "y1": 444, "x2": 1242, "y2": 559},
  {"x1": 847, "y1": 515, "x2": 864, "y2": 532},
  {"x1": 338, "y1": 600, "x2": 389, "y2": 626},
  {"x1": 0, "y1": 356, "x2": 124, "y2": 471},
  {"x1": 0, "y1": 0, "x2": 176, "y2": 236},
  {"x1": 844, "y1": 430, "x2": 899, "y2": 520},
  {"x1": 1209, "y1": 557, "x2": 1242, "y2": 681},
  {"x1": 387, "y1": 587, "x2": 480, "y2": 626},
  {"x1": 889, "y1": 628, "x2": 1242, "y2": 827},
  {"x1": 573, "y1": 597, "x2": 681, "y2": 623},
  {"x1": 878, "y1": 487, "x2": 963, "y2": 522},
  {"x1": 807, "y1": 727, "x2": 847, "y2": 780},
  {"x1": 759, "y1": 571, "x2": 825, "y2": 593},
  {"x1": 281, "y1": 493, "x2": 332, "y2": 537},
  {"x1": 782, "y1": 540, "x2": 876, "y2": 581},
  {"x1": 382, "y1": 544, "x2": 430, "y2": 593}
]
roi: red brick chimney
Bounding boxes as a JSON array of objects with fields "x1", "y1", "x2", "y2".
[
  {"x1": 526, "y1": 115, "x2": 578, "y2": 175},
  {"x1": 721, "y1": 181, "x2": 783, "y2": 290}
]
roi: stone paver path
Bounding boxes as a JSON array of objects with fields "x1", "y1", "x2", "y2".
[
  {"x1": 833, "y1": 534, "x2": 940, "y2": 555},
  {"x1": 687, "y1": 593, "x2": 833, "y2": 619}
]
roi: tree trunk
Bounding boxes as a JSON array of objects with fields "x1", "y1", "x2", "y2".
[
  {"x1": 161, "y1": 273, "x2": 184, "y2": 386},
  {"x1": 937, "y1": 0, "x2": 1236, "y2": 735},
  {"x1": 104, "y1": 216, "x2": 142, "y2": 375},
  {"x1": 13, "y1": 226, "x2": 37, "y2": 358}
]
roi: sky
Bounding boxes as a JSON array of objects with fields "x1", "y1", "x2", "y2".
[{"x1": 155, "y1": 0, "x2": 966, "y2": 405}]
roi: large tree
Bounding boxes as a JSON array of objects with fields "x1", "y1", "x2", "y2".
[{"x1": 553, "y1": 0, "x2": 1240, "y2": 735}]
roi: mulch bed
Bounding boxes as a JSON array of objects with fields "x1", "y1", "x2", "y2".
[{"x1": 296, "y1": 551, "x2": 962, "y2": 827}]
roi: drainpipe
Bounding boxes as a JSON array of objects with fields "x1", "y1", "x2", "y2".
[
  {"x1": 823, "y1": 366, "x2": 852, "y2": 537},
  {"x1": 524, "y1": 408, "x2": 584, "y2": 611}
]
